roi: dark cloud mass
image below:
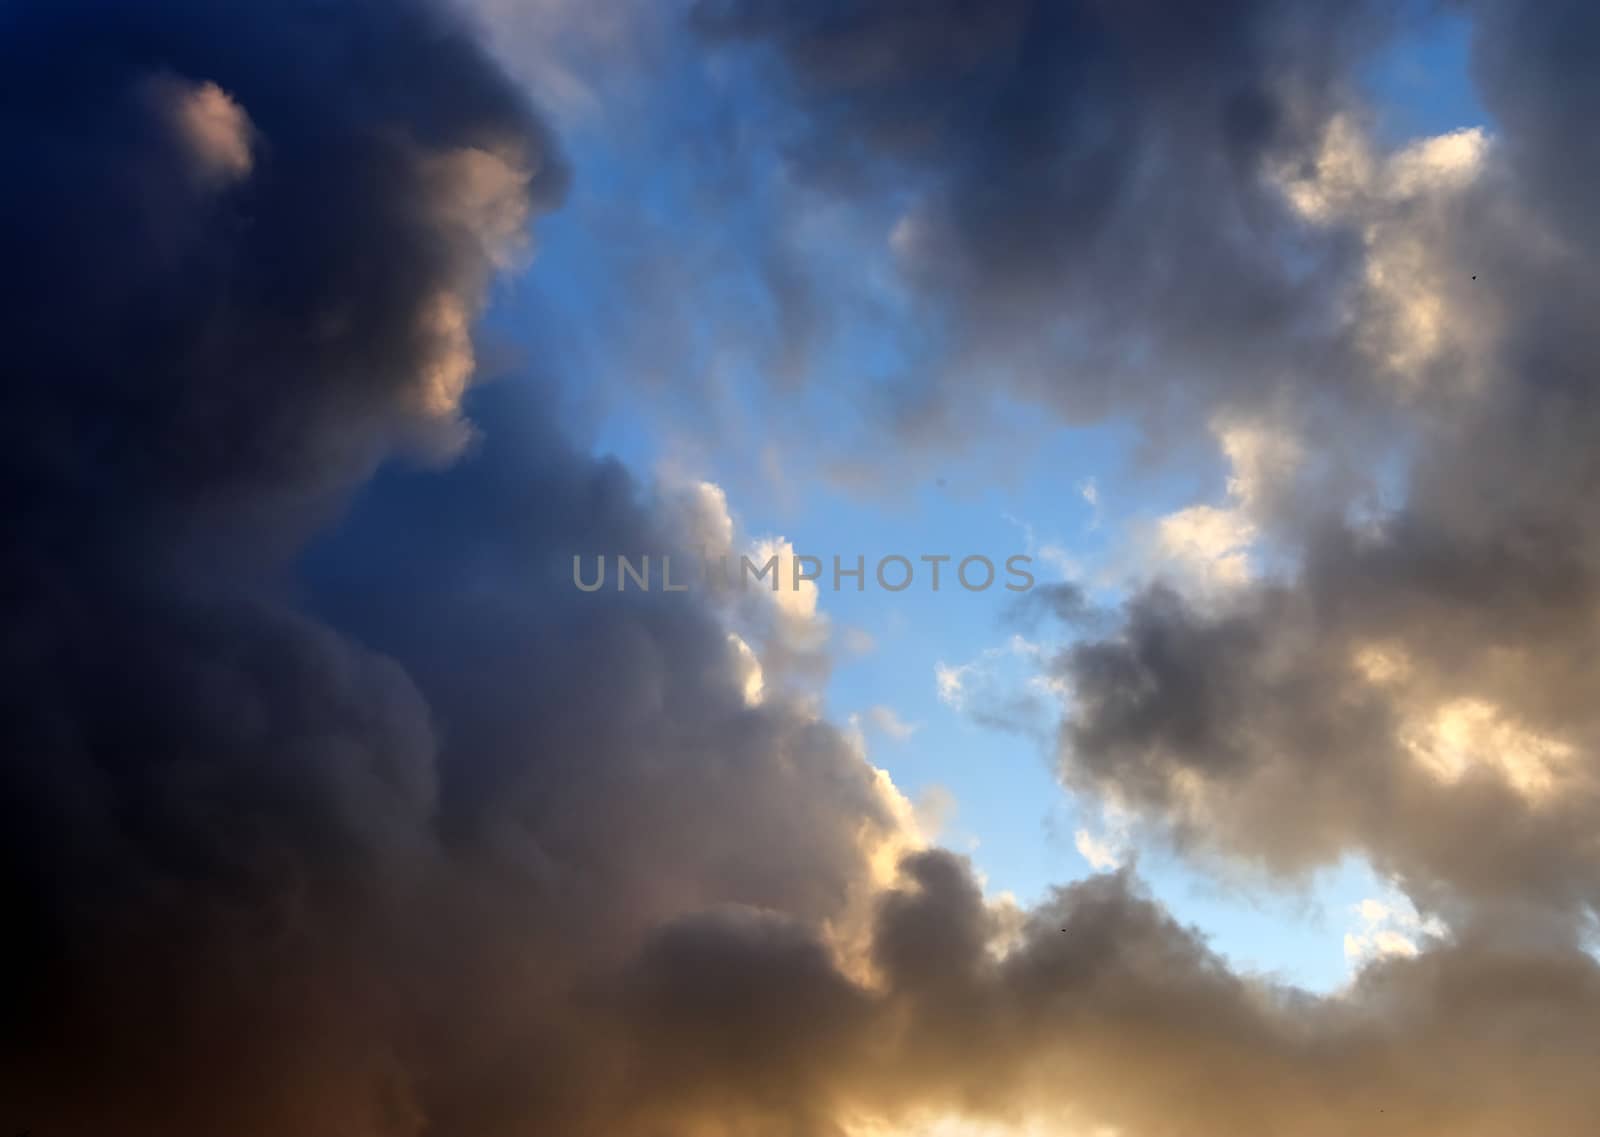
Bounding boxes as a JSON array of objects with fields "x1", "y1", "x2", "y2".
[
  {"x1": 9, "y1": 0, "x2": 1600, "y2": 1135},
  {"x1": 693, "y1": 0, "x2": 1390, "y2": 436},
  {"x1": 0, "y1": 0, "x2": 890, "y2": 1130},
  {"x1": 1, "y1": 0, "x2": 566, "y2": 525}
]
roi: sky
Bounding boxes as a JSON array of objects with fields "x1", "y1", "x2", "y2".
[
  {"x1": 492, "y1": 1, "x2": 1489, "y2": 991},
  {"x1": 9, "y1": 1, "x2": 1600, "y2": 1136}
]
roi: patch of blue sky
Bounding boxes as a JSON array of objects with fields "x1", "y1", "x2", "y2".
[
  {"x1": 475, "y1": 4, "x2": 1485, "y2": 993},
  {"x1": 1363, "y1": 4, "x2": 1488, "y2": 144},
  {"x1": 1138, "y1": 852, "x2": 1392, "y2": 991}
]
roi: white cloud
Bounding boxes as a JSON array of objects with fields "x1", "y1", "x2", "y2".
[
  {"x1": 840, "y1": 625, "x2": 877, "y2": 656},
  {"x1": 727, "y1": 632, "x2": 765, "y2": 706},
  {"x1": 864, "y1": 704, "x2": 922, "y2": 741},
  {"x1": 1003, "y1": 512, "x2": 1081, "y2": 581},
  {"x1": 1145, "y1": 416, "x2": 1304, "y2": 597},
  {"x1": 1155, "y1": 504, "x2": 1257, "y2": 590},
  {"x1": 935, "y1": 660, "x2": 971, "y2": 710},
  {"x1": 749, "y1": 534, "x2": 830, "y2": 650},
  {"x1": 1079, "y1": 477, "x2": 1102, "y2": 530},
  {"x1": 935, "y1": 635, "x2": 1066, "y2": 738},
  {"x1": 913, "y1": 784, "x2": 957, "y2": 840},
  {"x1": 660, "y1": 476, "x2": 834, "y2": 689},
  {"x1": 1074, "y1": 828, "x2": 1122, "y2": 872},
  {"x1": 1037, "y1": 542, "x2": 1081, "y2": 581},
  {"x1": 1344, "y1": 892, "x2": 1447, "y2": 969},
  {"x1": 1273, "y1": 117, "x2": 1497, "y2": 394},
  {"x1": 1216, "y1": 419, "x2": 1302, "y2": 515},
  {"x1": 673, "y1": 479, "x2": 737, "y2": 558},
  {"x1": 1401, "y1": 697, "x2": 1577, "y2": 802}
]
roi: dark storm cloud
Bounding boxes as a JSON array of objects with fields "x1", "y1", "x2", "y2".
[
  {"x1": 0, "y1": 0, "x2": 546, "y2": 1125},
  {"x1": 0, "y1": 1, "x2": 892, "y2": 1132},
  {"x1": 0, "y1": 0, "x2": 565, "y2": 534},
  {"x1": 302, "y1": 380, "x2": 893, "y2": 946}
]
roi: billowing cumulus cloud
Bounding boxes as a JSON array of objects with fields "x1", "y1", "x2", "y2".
[
  {"x1": 10, "y1": 1, "x2": 1600, "y2": 1136},
  {"x1": 595, "y1": 851, "x2": 1600, "y2": 1137},
  {"x1": 1045, "y1": 5, "x2": 1600, "y2": 932},
  {"x1": 0, "y1": 1, "x2": 897, "y2": 1131}
]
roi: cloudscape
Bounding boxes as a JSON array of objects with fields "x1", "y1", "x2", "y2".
[{"x1": 5, "y1": 1, "x2": 1600, "y2": 1134}]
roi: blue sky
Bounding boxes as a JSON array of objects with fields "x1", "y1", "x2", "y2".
[{"x1": 466, "y1": 6, "x2": 1494, "y2": 993}]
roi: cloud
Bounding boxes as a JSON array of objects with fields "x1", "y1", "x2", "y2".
[
  {"x1": 465, "y1": 0, "x2": 668, "y2": 126},
  {"x1": 841, "y1": 625, "x2": 878, "y2": 656},
  {"x1": 937, "y1": 635, "x2": 1069, "y2": 741},
  {"x1": 1042, "y1": 82, "x2": 1600, "y2": 926},
  {"x1": 930, "y1": 0, "x2": 1600, "y2": 955},
  {"x1": 660, "y1": 476, "x2": 834, "y2": 687},
  {"x1": 143, "y1": 74, "x2": 255, "y2": 185},
  {"x1": 13, "y1": 1, "x2": 1600, "y2": 1135},
  {"x1": 1344, "y1": 893, "x2": 1447, "y2": 968},
  {"x1": 1130, "y1": 414, "x2": 1312, "y2": 603},
  {"x1": 691, "y1": 0, "x2": 1399, "y2": 452},
  {"x1": 1074, "y1": 828, "x2": 1123, "y2": 872},
  {"x1": 595, "y1": 850, "x2": 1600, "y2": 1136},
  {"x1": 0, "y1": 2, "x2": 896, "y2": 1132},
  {"x1": 1154, "y1": 504, "x2": 1258, "y2": 590},
  {"x1": 864, "y1": 704, "x2": 922, "y2": 742},
  {"x1": 728, "y1": 631, "x2": 767, "y2": 705},
  {"x1": 1079, "y1": 477, "x2": 1102, "y2": 529},
  {"x1": 1272, "y1": 114, "x2": 1497, "y2": 395}
]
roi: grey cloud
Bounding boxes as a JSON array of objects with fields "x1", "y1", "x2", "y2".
[
  {"x1": 597, "y1": 850, "x2": 1600, "y2": 1137},
  {"x1": 0, "y1": 1, "x2": 891, "y2": 1132},
  {"x1": 692, "y1": 0, "x2": 1396, "y2": 442},
  {"x1": 1044, "y1": 0, "x2": 1600, "y2": 926}
]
